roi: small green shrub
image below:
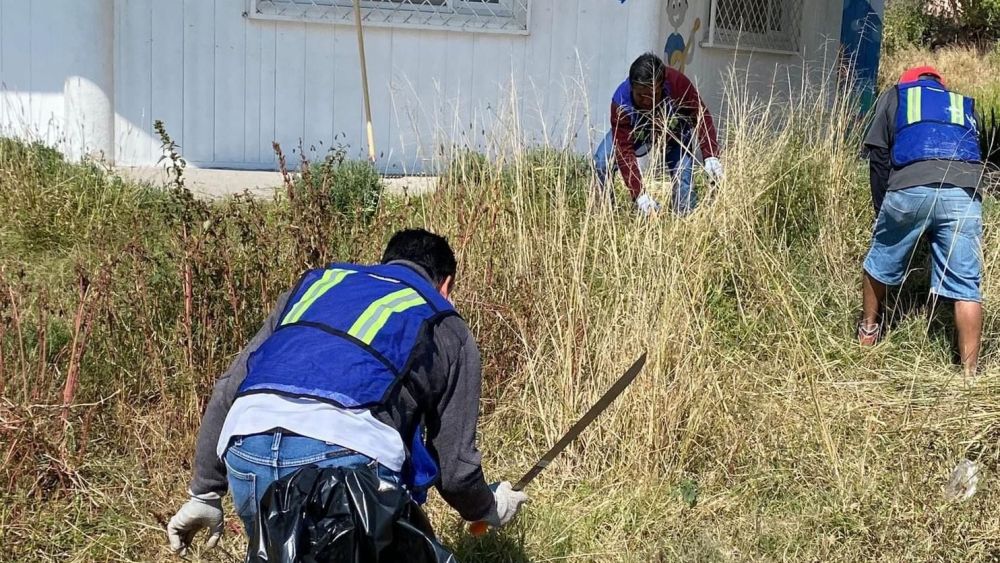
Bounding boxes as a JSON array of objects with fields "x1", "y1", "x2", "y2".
[
  {"x1": 883, "y1": 0, "x2": 932, "y2": 53},
  {"x1": 884, "y1": 0, "x2": 1000, "y2": 51},
  {"x1": 956, "y1": 0, "x2": 1000, "y2": 45},
  {"x1": 285, "y1": 148, "x2": 384, "y2": 266},
  {"x1": 0, "y1": 138, "x2": 171, "y2": 268},
  {"x1": 299, "y1": 151, "x2": 383, "y2": 221}
]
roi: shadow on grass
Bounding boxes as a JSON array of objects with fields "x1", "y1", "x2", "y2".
[
  {"x1": 882, "y1": 241, "x2": 965, "y2": 365},
  {"x1": 450, "y1": 530, "x2": 531, "y2": 563}
]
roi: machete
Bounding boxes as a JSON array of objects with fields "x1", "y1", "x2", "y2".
[{"x1": 470, "y1": 352, "x2": 648, "y2": 535}]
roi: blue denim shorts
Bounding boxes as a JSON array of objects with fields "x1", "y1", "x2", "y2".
[
  {"x1": 224, "y1": 431, "x2": 401, "y2": 533},
  {"x1": 864, "y1": 186, "x2": 983, "y2": 302}
]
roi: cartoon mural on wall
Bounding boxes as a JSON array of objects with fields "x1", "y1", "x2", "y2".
[{"x1": 664, "y1": 0, "x2": 700, "y2": 73}]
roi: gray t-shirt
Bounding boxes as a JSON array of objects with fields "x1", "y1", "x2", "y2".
[{"x1": 864, "y1": 87, "x2": 985, "y2": 191}]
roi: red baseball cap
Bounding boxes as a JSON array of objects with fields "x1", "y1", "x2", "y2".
[{"x1": 899, "y1": 66, "x2": 945, "y2": 85}]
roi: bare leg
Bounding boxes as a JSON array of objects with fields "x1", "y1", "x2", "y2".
[
  {"x1": 954, "y1": 300, "x2": 983, "y2": 376},
  {"x1": 861, "y1": 272, "x2": 887, "y2": 327}
]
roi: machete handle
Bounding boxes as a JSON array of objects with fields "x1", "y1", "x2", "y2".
[{"x1": 469, "y1": 520, "x2": 490, "y2": 536}]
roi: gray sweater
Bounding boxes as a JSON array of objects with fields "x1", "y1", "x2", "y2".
[{"x1": 188, "y1": 261, "x2": 496, "y2": 522}]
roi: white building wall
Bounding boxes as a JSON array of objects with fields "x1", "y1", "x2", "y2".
[
  {"x1": 0, "y1": 0, "x2": 844, "y2": 172},
  {"x1": 683, "y1": 0, "x2": 845, "y2": 113},
  {"x1": 0, "y1": 0, "x2": 115, "y2": 160}
]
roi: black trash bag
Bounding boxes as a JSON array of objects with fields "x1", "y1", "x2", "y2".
[{"x1": 245, "y1": 464, "x2": 458, "y2": 563}]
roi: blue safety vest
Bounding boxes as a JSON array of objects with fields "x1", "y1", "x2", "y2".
[
  {"x1": 892, "y1": 79, "x2": 981, "y2": 167},
  {"x1": 239, "y1": 262, "x2": 457, "y2": 501},
  {"x1": 611, "y1": 79, "x2": 683, "y2": 148}
]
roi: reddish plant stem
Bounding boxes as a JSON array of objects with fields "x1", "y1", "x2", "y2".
[
  {"x1": 34, "y1": 304, "x2": 48, "y2": 402},
  {"x1": 62, "y1": 274, "x2": 90, "y2": 424},
  {"x1": 182, "y1": 226, "x2": 194, "y2": 369}
]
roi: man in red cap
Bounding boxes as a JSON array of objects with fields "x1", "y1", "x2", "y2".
[
  {"x1": 898, "y1": 65, "x2": 943, "y2": 85},
  {"x1": 859, "y1": 66, "x2": 986, "y2": 375}
]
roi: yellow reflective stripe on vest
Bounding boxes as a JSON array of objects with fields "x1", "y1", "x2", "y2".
[
  {"x1": 907, "y1": 87, "x2": 922, "y2": 124},
  {"x1": 348, "y1": 288, "x2": 427, "y2": 345},
  {"x1": 949, "y1": 92, "x2": 965, "y2": 126},
  {"x1": 282, "y1": 269, "x2": 355, "y2": 325}
]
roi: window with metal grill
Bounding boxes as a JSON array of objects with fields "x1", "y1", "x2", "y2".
[
  {"x1": 248, "y1": 0, "x2": 528, "y2": 34},
  {"x1": 704, "y1": 0, "x2": 803, "y2": 54}
]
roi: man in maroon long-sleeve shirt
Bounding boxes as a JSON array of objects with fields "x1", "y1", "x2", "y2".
[{"x1": 594, "y1": 53, "x2": 723, "y2": 216}]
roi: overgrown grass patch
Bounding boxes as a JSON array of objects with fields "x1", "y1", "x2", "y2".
[{"x1": 3, "y1": 63, "x2": 1000, "y2": 562}]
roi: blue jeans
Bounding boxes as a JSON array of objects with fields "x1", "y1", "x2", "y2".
[
  {"x1": 593, "y1": 129, "x2": 696, "y2": 215},
  {"x1": 864, "y1": 186, "x2": 983, "y2": 302},
  {"x1": 224, "y1": 431, "x2": 402, "y2": 533}
]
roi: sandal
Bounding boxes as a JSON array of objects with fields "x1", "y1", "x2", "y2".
[{"x1": 857, "y1": 322, "x2": 881, "y2": 346}]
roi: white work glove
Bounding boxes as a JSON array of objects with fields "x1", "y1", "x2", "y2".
[
  {"x1": 166, "y1": 492, "x2": 224, "y2": 555},
  {"x1": 481, "y1": 481, "x2": 530, "y2": 528},
  {"x1": 635, "y1": 193, "x2": 661, "y2": 217},
  {"x1": 703, "y1": 157, "x2": 724, "y2": 182}
]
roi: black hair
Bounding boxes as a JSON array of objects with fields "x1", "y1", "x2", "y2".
[
  {"x1": 381, "y1": 228, "x2": 457, "y2": 287},
  {"x1": 629, "y1": 52, "x2": 666, "y2": 87}
]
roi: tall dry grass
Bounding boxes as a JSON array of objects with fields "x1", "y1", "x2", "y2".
[
  {"x1": 2, "y1": 63, "x2": 999, "y2": 563},
  {"x1": 426, "y1": 66, "x2": 1000, "y2": 561},
  {"x1": 880, "y1": 45, "x2": 1000, "y2": 109}
]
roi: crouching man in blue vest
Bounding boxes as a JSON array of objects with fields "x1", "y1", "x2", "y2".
[
  {"x1": 166, "y1": 229, "x2": 528, "y2": 555},
  {"x1": 859, "y1": 66, "x2": 985, "y2": 375}
]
